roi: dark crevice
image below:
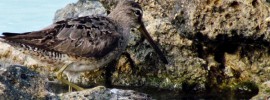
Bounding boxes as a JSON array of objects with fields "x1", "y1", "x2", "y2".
[
  {"x1": 122, "y1": 52, "x2": 137, "y2": 74},
  {"x1": 252, "y1": 0, "x2": 258, "y2": 7},
  {"x1": 235, "y1": 82, "x2": 259, "y2": 99},
  {"x1": 196, "y1": 42, "x2": 204, "y2": 58},
  {"x1": 193, "y1": 31, "x2": 268, "y2": 97},
  {"x1": 230, "y1": 1, "x2": 239, "y2": 8},
  {"x1": 182, "y1": 81, "x2": 199, "y2": 93},
  {"x1": 212, "y1": 6, "x2": 225, "y2": 13}
]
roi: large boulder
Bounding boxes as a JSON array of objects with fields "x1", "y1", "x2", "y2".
[{"x1": 83, "y1": 0, "x2": 270, "y2": 99}]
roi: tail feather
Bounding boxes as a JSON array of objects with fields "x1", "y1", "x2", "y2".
[
  {"x1": 2, "y1": 32, "x2": 29, "y2": 37},
  {"x1": 3, "y1": 32, "x2": 21, "y2": 36}
]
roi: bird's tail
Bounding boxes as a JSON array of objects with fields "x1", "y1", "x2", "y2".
[
  {"x1": 0, "y1": 32, "x2": 27, "y2": 42},
  {"x1": 1, "y1": 32, "x2": 31, "y2": 40},
  {"x1": 2, "y1": 32, "x2": 30, "y2": 37}
]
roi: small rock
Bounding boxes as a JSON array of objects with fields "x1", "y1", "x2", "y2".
[
  {"x1": 59, "y1": 86, "x2": 152, "y2": 100},
  {"x1": 0, "y1": 64, "x2": 51, "y2": 99}
]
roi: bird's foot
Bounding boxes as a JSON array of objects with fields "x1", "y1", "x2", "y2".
[{"x1": 55, "y1": 64, "x2": 84, "y2": 92}]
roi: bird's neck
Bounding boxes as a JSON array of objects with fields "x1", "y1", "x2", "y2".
[
  {"x1": 117, "y1": 23, "x2": 131, "y2": 40},
  {"x1": 108, "y1": 12, "x2": 132, "y2": 38},
  {"x1": 108, "y1": 10, "x2": 132, "y2": 28}
]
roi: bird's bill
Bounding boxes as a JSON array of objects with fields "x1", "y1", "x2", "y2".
[{"x1": 138, "y1": 23, "x2": 168, "y2": 64}]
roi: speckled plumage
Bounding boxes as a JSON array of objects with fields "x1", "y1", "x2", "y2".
[{"x1": 0, "y1": 0, "x2": 167, "y2": 85}]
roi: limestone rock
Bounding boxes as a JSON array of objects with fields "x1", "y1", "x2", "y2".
[
  {"x1": 52, "y1": 0, "x2": 206, "y2": 92},
  {"x1": 0, "y1": 64, "x2": 52, "y2": 99},
  {"x1": 54, "y1": 0, "x2": 106, "y2": 22},
  {"x1": 59, "y1": 86, "x2": 152, "y2": 100},
  {"x1": 0, "y1": 64, "x2": 152, "y2": 99},
  {"x1": 53, "y1": 0, "x2": 208, "y2": 91},
  {"x1": 2, "y1": 0, "x2": 270, "y2": 99},
  {"x1": 251, "y1": 81, "x2": 270, "y2": 100},
  {"x1": 100, "y1": 0, "x2": 270, "y2": 98}
]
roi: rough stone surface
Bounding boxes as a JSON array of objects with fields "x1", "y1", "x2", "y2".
[
  {"x1": 0, "y1": 0, "x2": 154, "y2": 99},
  {"x1": 0, "y1": 64, "x2": 152, "y2": 99},
  {"x1": 251, "y1": 81, "x2": 270, "y2": 100},
  {"x1": 95, "y1": 0, "x2": 270, "y2": 98},
  {"x1": 2, "y1": 0, "x2": 270, "y2": 99},
  {"x1": 54, "y1": 0, "x2": 106, "y2": 22},
  {"x1": 59, "y1": 86, "x2": 152, "y2": 100},
  {"x1": 0, "y1": 64, "x2": 52, "y2": 99},
  {"x1": 53, "y1": 0, "x2": 207, "y2": 92}
]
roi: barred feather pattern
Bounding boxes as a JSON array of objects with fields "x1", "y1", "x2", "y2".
[{"x1": 2, "y1": 16, "x2": 121, "y2": 59}]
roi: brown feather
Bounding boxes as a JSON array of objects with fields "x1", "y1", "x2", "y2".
[
  {"x1": 70, "y1": 28, "x2": 82, "y2": 40},
  {"x1": 1, "y1": 16, "x2": 120, "y2": 58},
  {"x1": 57, "y1": 27, "x2": 70, "y2": 40}
]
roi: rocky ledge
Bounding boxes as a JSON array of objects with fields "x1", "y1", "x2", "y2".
[{"x1": 0, "y1": 64, "x2": 152, "y2": 99}]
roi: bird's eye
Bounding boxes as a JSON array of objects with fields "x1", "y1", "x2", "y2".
[{"x1": 134, "y1": 10, "x2": 141, "y2": 16}]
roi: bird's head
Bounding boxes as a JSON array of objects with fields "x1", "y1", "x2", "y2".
[
  {"x1": 109, "y1": 0, "x2": 144, "y2": 28},
  {"x1": 109, "y1": 0, "x2": 168, "y2": 64}
]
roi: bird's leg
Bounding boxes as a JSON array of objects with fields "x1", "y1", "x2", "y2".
[
  {"x1": 55, "y1": 64, "x2": 84, "y2": 92},
  {"x1": 105, "y1": 60, "x2": 117, "y2": 88},
  {"x1": 69, "y1": 85, "x2": 72, "y2": 92}
]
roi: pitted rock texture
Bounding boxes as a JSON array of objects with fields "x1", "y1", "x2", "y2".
[
  {"x1": 98, "y1": 0, "x2": 270, "y2": 98},
  {"x1": 172, "y1": 0, "x2": 270, "y2": 91},
  {"x1": 54, "y1": 0, "x2": 106, "y2": 22},
  {"x1": 0, "y1": 64, "x2": 51, "y2": 99},
  {"x1": 53, "y1": 0, "x2": 207, "y2": 91},
  {"x1": 2, "y1": 0, "x2": 270, "y2": 99},
  {"x1": 0, "y1": 64, "x2": 153, "y2": 99}
]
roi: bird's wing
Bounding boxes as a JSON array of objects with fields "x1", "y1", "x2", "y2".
[{"x1": 1, "y1": 16, "x2": 121, "y2": 58}]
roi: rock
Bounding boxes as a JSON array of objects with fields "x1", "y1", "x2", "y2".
[
  {"x1": 0, "y1": 64, "x2": 152, "y2": 99},
  {"x1": 100, "y1": 0, "x2": 270, "y2": 98},
  {"x1": 0, "y1": 0, "x2": 154, "y2": 99},
  {"x1": 53, "y1": 0, "x2": 207, "y2": 92},
  {"x1": 251, "y1": 81, "x2": 270, "y2": 100},
  {"x1": 169, "y1": 0, "x2": 270, "y2": 98},
  {"x1": 96, "y1": 0, "x2": 208, "y2": 90},
  {"x1": 2, "y1": 0, "x2": 270, "y2": 99},
  {"x1": 54, "y1": 0, "x2": 106, "y2": 22},
  {"x1": 59, "y1": 86, "x2": 152, "y2": 100},
  {"x1": 0, "y1": 64, "x2": 52, "y2": 99}
]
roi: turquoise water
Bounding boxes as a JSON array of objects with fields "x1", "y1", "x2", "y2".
[{"x1": 0, "y1": 0, "x2": 77, "y2": 34}]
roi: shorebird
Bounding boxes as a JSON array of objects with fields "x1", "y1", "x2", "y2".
[{"x1": 0, "y1": 0, "x2": 168, "y2": 91}]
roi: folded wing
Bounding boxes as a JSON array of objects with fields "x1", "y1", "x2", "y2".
[{"x1": 1, "y1": 16, "x2": 120, "y2": 58}]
